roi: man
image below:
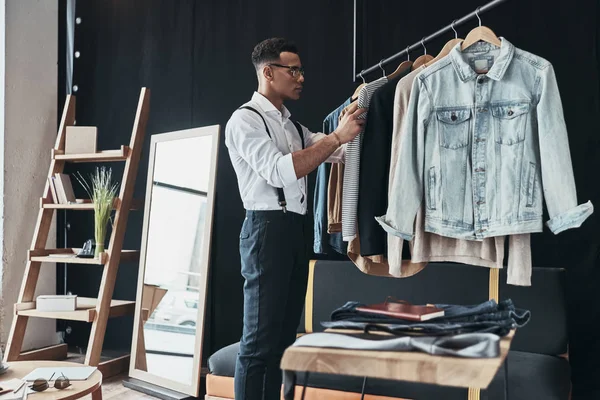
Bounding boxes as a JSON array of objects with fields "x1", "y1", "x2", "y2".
[{"x1": 225, "y1": 37, "x2": 365, "y2": 400}]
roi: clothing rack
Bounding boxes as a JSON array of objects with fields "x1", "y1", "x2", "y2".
[
  {"x1": 353, "y1": 0, "x2": 509, "y2": 81},
  {"x1": 349, "y1": 4, "x2": 510, "y2": 399}
]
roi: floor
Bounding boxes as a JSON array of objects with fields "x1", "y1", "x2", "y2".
[
  {"x1": 66, "y1": 350, "x2": 206, "y2": 400},
  {"x1": 85, "y1": 375, "x2": 156, "y2": 400},
  {"x1": 86, "y1": 374, "x2": 207, "y2": 400}
]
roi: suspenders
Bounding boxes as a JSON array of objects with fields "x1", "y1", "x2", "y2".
[{"x1": 237, "y1": 106, "x2": 305, "y2": 213}]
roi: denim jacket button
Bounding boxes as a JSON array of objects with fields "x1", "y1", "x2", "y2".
[
  {"x1": 508, "y1": 110, "x2": 514, "y2": 116},
  {"x1": 451, "y1": 114, "x2": 457, "y2": 121}
]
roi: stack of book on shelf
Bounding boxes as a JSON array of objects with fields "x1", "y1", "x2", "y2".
[{"x1": 48, "y1": 173, "x2": 77, "y2": 204}]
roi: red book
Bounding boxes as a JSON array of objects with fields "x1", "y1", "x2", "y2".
[{"x1": 356, "y1": 299, "x2": 445, "y2": 322}]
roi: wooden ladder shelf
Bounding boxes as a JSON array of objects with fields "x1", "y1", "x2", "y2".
[{"x1": 2, "y1": 88, "x2": 150, "y2": 378}]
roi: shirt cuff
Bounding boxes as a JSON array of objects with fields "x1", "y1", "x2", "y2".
[
  {"x1": 277, "y1": 153, "x2": 298, "y2": 188},
  {"x1": 546, "y1": 200, "x2": 594, "y2": 234},
  {"x1": 375, "y1": 215, "x2": 414, "y2": 241}
]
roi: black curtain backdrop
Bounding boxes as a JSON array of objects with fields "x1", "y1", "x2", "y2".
[{"x1": 58, "y1": 1, "x2": 599, "y2": 397}]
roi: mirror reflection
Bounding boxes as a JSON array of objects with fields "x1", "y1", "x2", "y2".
[{"x1": 135, "y1": 135, "x2": 214, "y2": 386}]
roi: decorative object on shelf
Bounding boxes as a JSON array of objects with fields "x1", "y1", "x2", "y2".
[
  {"x1": 76, "y1": 239, "x2": 96, "y2": 258},
  {"x1": 54, "y1": 173, "x2": 77, "y2": 204},
  {"x1": 48, "y1": 176, "x2": 59, "y2": 203},
  {"x1": 65, "y1": 126, "x2": 98, "y2": 154},
  {"x1": 36, "y1": 295, "x2": 77, "y2": 312},
  {"x1": 75, "y1": 166, "x2": 119, "y2": 258}
]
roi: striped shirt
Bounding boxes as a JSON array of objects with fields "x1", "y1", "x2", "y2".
[{"x1": 342, "y1": 77, "x2": 388, "y2": 241}]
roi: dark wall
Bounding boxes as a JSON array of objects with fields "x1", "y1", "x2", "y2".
[
  {"x1": 59, "y1": 0, "x2": 354, "y2": 360},
  {"x1": 60, "y1": 1, "x2": 599, "y2": 397}
]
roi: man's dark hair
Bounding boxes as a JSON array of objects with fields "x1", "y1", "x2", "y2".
[{"x1": 251, "y1": 38, "x2": 298, "y2": 71}]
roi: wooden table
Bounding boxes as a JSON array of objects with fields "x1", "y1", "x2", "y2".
[
  {"x1": 281, "y1": 330, "x2": 514, "y2": 399},
  {"x1": 2, "y1": 361, "x2": 102, "y2": 400}
]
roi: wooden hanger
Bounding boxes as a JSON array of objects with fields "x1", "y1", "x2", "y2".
[
  {"x1": 351, "y1": 71, "x2": 367, "y2": 100},
  {"x1": 412, "y1": 38, "x2": 434, "y2": 70},
  {"x1": 461, "y1": 7, "x2": 501, "y2": 50},
  {"x1": 387, "y1": 47, "x2": 413, "y2": 80},
  {"x1": 425, "y1": 38, "x2": 463, "y2": 67},
  {"x1": 426, "y1": 22, "x2": 464, "y2": 67},
  {"x1": 351, "y1": 83, "x2": 366, "y2": 101}
]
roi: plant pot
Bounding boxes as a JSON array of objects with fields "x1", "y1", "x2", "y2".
[
  {"x1": 94, "y1": 205, "x2": 112, "y2": 258},
  {"x1": 94, "y1": 218, "x2": 108, "y2": 258},
  {"x1": 94, "y1": 241, "x2": 105, "y2": 258}
]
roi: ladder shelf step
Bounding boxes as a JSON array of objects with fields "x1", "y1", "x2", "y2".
[
  {"x1": 28, "y1": 248, "x2": 140, "y2": 265},
  {"x1": 52, "y1": 146, "x2": 129, "y2": 162},
  {"x1": 15, "y1": 298, "x2": 136, "y2": 322}
]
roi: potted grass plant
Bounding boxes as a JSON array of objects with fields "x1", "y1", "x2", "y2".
[{"x1": 75, "y1": 167, "x2": 119, "y2": 258}]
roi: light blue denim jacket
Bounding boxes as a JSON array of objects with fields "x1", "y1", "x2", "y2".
[{"x1": 377, "y1": 38, "x2": 593, "y2": 241}]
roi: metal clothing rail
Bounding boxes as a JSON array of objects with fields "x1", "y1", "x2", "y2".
[{"x1": 354, "y1": 0, "x2": 508, "y2": 81}]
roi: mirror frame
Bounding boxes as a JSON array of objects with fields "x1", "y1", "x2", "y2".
[{"x1": 129, "y1": 125, "x2": 220, "y2": 396}]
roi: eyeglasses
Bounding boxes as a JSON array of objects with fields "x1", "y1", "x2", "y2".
[
  {"x1": 268, "y1": 63, "x2": 305, "y2": 78},
  {"x1": 30, "y1": 373, "x2": 72, "y2": 392}
]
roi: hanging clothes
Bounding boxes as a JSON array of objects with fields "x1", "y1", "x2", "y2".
[
  {"x1": 348, "y1": 70, "x2": 425, "y2": 278},
  {"x1": 327, "y1": 101, "x2": 356, "y2": 234},
  {"x1": 385, "y1": 65, "x2": 533, "y2": 286},
  {"x1": 386, "y1": 66, "x2": 427, "y2": 276},
  {"x1": 313, "y1": 98, "x2": 351, "y2": 255},
  {"x1": 342, "y1": 77, "x2": 388, "y2": 241},
  {"x1": 377, "y1": 38, "x2": 593, "y2": 241},
  {"x1": 358, "y1": 69, "x2": 411, "y2": 257},
  {"x1": 327, "y1": 162, "x2": 344, "y2": 233},
  {"x1": 346, "y1": 232, "x2": 427, "y2": 277}
]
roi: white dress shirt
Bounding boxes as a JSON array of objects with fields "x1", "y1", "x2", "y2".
[{"x1": 225, "y1": 92, "x2": 345, "y2": 215}]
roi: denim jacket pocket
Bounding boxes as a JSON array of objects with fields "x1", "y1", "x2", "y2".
[
  {"x1": 437, "y1": 108, "x2": 471, "y2": 150},
  {"x1": 492, "y1": 101, "x2": 530, "y2": 145}
]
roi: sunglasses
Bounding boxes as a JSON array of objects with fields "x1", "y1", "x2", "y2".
[{"x1": 30, "y1": 373, "x2": 71, "y2": 392}]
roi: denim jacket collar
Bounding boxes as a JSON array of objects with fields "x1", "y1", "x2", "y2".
[{"x1": 450, "y1": 37, "x2": 515, "y2": 82}]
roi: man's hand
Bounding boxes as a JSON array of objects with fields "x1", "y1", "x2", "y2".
[
  {"x1": 290, "y1": 103, "x2": 366, "y2": 179},
  {"x1": 333, "y1": 102, "x2": 367, "y2": 144}
]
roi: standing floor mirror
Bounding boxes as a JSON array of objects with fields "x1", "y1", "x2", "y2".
[{"x1": 127, "y1": 125, "x2": 220, "y2": 398}]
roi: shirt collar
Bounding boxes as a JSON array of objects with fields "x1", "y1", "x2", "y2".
[
  {"x1": 450, "y1": 37, "x2": 514, "y2": 82},
  {"x1": 251, "y1": 92, "x2": 291, "y2": 120}
]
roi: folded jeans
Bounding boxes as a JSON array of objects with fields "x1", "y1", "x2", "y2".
[{"x1": 293, "y1": 331, "x2": 500, "y2": 358}]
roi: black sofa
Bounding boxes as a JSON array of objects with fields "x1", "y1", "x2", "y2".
[{"x1": 206, "y1": 261, "x2": 571, "y2": 399}]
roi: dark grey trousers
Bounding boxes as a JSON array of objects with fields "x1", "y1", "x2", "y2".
[{"x1": 234, "y1": 210, "x2": 309, "y2": 400}]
